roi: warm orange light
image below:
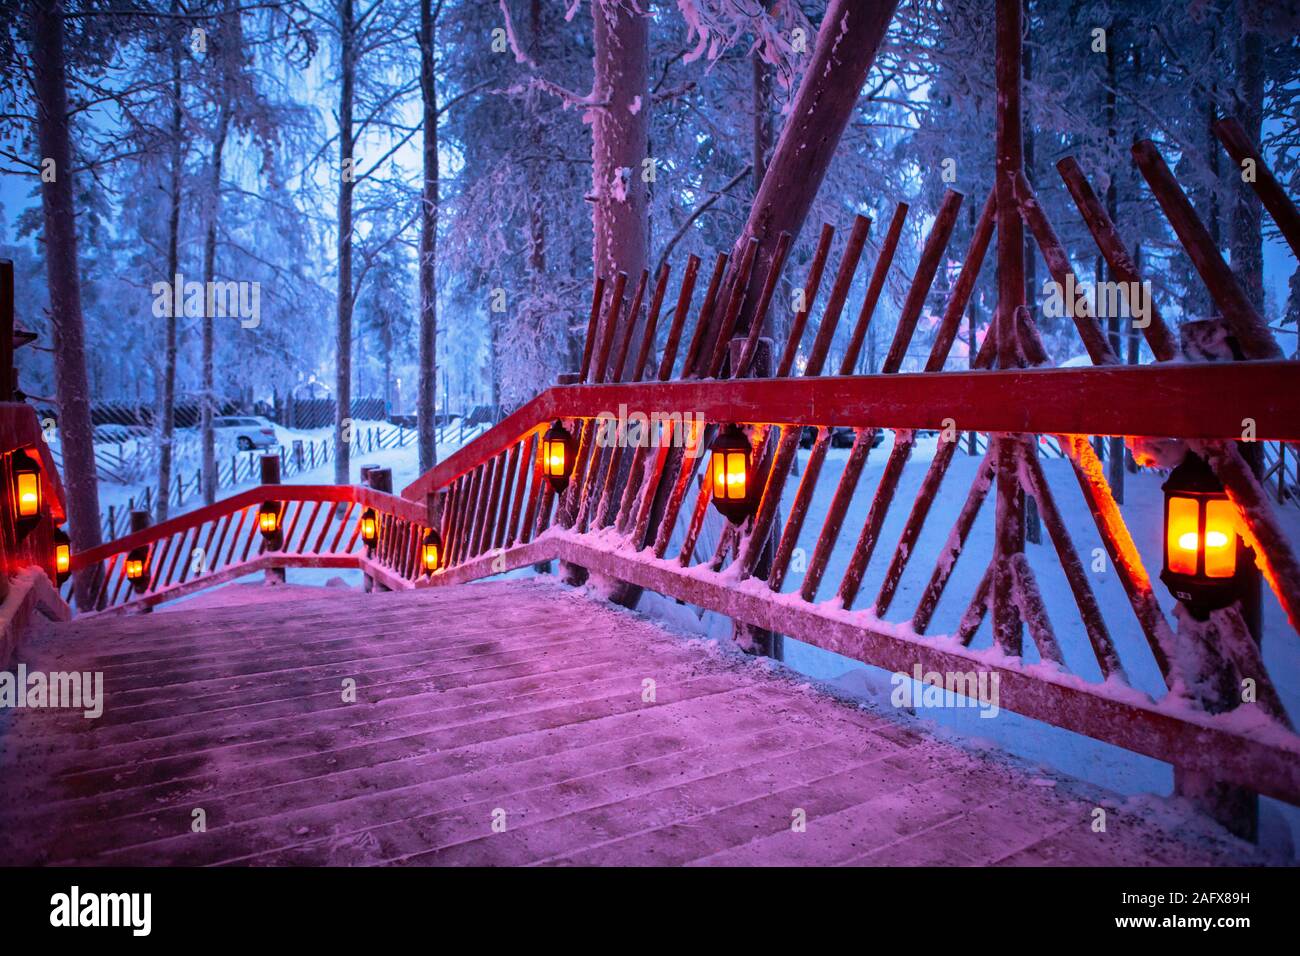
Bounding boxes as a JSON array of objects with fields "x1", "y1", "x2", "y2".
[
  {"x1": 1166, "y1": 495, "x2": 1199, "y2": 575},
  {"x1": 16, "y1": 471, "x2": 39, "y2": 517},
  {"x1": 708, "y1": 425, "x2": 755, "y2": 524},
  {"x1": 258, "y1": 503, "x2": 281, "y2": 535},
  {"x1": 421, "y1": 528, "x2": 443, "y2": 573},
  {"x1": 711, "y1": 448, "x2": 748, "y2": 501},
  {"x1": 1203, "y1": 499, "x2": 1237, "y2": 578},
  {"x1": 125, "y1": 557, "x2": 145, "y2": 580},
  {"x1": 360, "y1": 508, "x2": 378, "y2": 546},
  {"x1": 53, "y1": 527, "x2": 72, "y2": 584},
  {"x1": 541, "y1": 420, "x2": 576, "y2": 492}
]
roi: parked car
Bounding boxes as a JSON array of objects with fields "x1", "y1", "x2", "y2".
[
  {"x1": 213, "y1": 415, "x2": 278, "y2": 451},
  {"x1": 798, "y1": 426, "x2": 883, "y2": 449}
]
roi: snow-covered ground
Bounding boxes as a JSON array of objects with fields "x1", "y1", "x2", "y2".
[{"x1": 72, "y1": 419, "x2": 486, "y2": 529}]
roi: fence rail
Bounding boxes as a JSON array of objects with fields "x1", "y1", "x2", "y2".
[{"x1": 86, "y1": 420, "x2": 488, "y2": 539}]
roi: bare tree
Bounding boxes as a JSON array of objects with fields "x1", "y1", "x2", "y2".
[{"x1": 28, "y1": 0, "x2": 102, "y2": 600}]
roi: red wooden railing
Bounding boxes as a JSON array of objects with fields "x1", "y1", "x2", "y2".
[{"x1": 62, "y1": 483, "x2": 438, "y2": 614}]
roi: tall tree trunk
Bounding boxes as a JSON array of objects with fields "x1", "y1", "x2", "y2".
[
  {"x1": 30, "y1": 0, "x2": 102, "y2": 604},
  {"x1": 200, "y1": 105, "x2": 230, "y2": 505},
  {"x1": 1229, "y1": 9, "x2": 1264, "y2": 313},
  {"x1": 1103, "y1": 17, "x2": 1125, "y2": 503},
  {"x1": 157, "y1": 12, "x2": 183, "y2": 520},
  {"x1": 335, "y1": 0, "x2": 355, "y2": 486},
  {"x1": 589, "y1": 1, "x2": 649, "y2": 296},
  {"x1": 416, "y1": 0, "x2": 439, "y2": 474},
  {"x1": 719, "y1": 0, "x2": 899, "y2": 347}
]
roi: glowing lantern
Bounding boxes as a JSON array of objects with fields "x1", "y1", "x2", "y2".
[
  {"x1": 53, "y1": 526, "x2": 71, "y2": 585},
  {"x1": 125, "y1": 545, "x2": 149, "y2": 592},
  {"x1": 422, "y1": 527, "x2": 442, "y2": 573},
  {"x1": 542, "y1": 420, "x2": 577, "y2": 493},
  {"x1": 9, "y1": 448, "x2": 41, "y2": 534},
  {"x1": 360, "y1": 508, "x2": 378, "y2": 548},
  {"x1": 709, "y1": 424, "x2": 755, "y2": 524},
  {"x1": 258, "y1": 501, "x2": 282, "y2": 539},
  {"x1": 1160, "y1": 452, "x2": 1244, "y2": 618}
]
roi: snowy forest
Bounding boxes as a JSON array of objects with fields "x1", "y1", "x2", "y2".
[
  {"x1": 4, "y1": 0, "x2": 1300, "y2": 871},
  {"x1": 1, "y1": 0, "x2": 1297, "y2": 548}
]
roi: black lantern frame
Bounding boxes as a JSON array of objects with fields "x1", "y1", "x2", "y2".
[{"x1": 542, "y1": 420, "x2": 577, "y2": 493}]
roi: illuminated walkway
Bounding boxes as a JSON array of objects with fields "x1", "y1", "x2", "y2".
[{"x1": 0, "y1": 579, "x2": 1263, "y2": 866}]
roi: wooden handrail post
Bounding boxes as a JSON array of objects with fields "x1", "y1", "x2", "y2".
[
  {"x1": 364, "y1": 467, "x2": 393, "y2": 592},
  {"x1": 261, "y1": 454, "x2": 286, "y2": 585},
  {"x1": 129, "y1": 509, "x2": 152, "y2": 615}
]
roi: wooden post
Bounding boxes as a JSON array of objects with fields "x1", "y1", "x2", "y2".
[
  {"x1": 365, "y1": 467, "x2": 392, "y2": 592},
  {"x1": 992, "y1": 0, "x2": 1025, "y2": 655},
  {"x1": 130, "y1": 509, "x2": 152, "y2": 614},
  {"x1": 1131, "y1": 139, "x2": 1282, "y2": 361},
  {"x1": 1212, "y1": 116, "x2": 1300, "y2": 259},
  {"x1": 261, "y1": 454, "x2": 285, "y2": 585}
]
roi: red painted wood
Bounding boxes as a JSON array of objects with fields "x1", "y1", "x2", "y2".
[
  {"x1": 843, "y1": 204, "x2": 907, "y2": 374},
  {"x1": 402, "y1": 360, "x2": 1300, "y2": 504}
]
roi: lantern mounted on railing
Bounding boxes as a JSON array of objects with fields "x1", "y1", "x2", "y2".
[
  {"x1": 709, "y1": 424, "x2": 755, "y2": 524},
  {"x1": 422, "y1": 527, "x2": 443, "y2": 574},
  {"x1": 258, "y1": 500, "x2": 283, "y2": 540},
  {"x1": 53, "y1": 526, "x2": 71, "y2": 585},
  {"x1": 542, "y1": 420, "x2": 577, "y2": 493},
  {"x1": 1160, "y1": 452, "x2": 1246, "y2": 619},
  {"x1": 359, "y1": 508, "x2": 378, "y2": 548},
  {"x1": 124, "y1": 545, "x2": 150, "y2": 593},
  {"x1": 7, "y1": 447, "x2": 42, "y2": 538}
]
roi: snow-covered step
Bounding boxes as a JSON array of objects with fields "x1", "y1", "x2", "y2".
[{"x1": 0, "y1": 577, "x2": 1265, "y2": 866}]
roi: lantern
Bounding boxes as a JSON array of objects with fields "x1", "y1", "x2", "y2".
[
  {"x1": 421, "y1": 527, "x2": 443, "y2": 573},
  {"x1": 542, "y1": 420, "x2": 577, "y2": 493},
  {"x1": 258, "y1": 501, "x2": 282, "y2": 539},
  {"x1": 709, "y1": 424, "x2": 755, "y2": 524},
  {"x1": 53, "y1": 526, "x2": 71, "y2": 585},
  {"x1": 124, "y1": 545, "x2": 149, "y2": 592},
  {"x1": 360, "y1": 508, "x2": 378, "y2": 548},
  {"x1": 9, "y1": 447, "x2": 42, "y2": 535},
  {"x1": 1160, "y1": 452, "x2": 1245, "y2": 619}
]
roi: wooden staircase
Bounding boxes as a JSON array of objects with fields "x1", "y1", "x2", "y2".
[{"x1": 0, "y1": 578, "x2": 1267, "y2": 866}]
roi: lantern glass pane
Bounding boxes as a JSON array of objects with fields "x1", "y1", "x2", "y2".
[
  {"x1": 725, "y1": 451, "x2": 746, "y2": 499},
  {"x1": 545, "y1": 440, "x2": 565, "y2": 476},
  {"x1": 711, "y1": 452, "x2": 726, "y2": 492},
  {"x1": 1203, "y1": 499, "x2": 1237, "y2": 578},
  {"x1": 424, "y1": 545, "x2": 438, "y2": 570},
  {"x1": 1166, "y1": 496, "x2": 1199, "y2": 575},
  {"x1": 16, "y1": 471, "x2": 39, "y2": 516},
  {"x1": 56, "y1": 545, "x2": 70, "y2": 574}
]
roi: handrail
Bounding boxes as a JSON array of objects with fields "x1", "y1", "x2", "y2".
[
  {"x1": 402, "y1": 360, "x2": 1300, "y2": 502},
  {"x1": 69, "y1": 483, "x2": 424, "y2": 572},
  {"x1": 377, "y1": 357, "x2": 1300, "y2": 808},
  {"x1": 63, "y1": 483, "x2": 433, "y2": 616}
]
